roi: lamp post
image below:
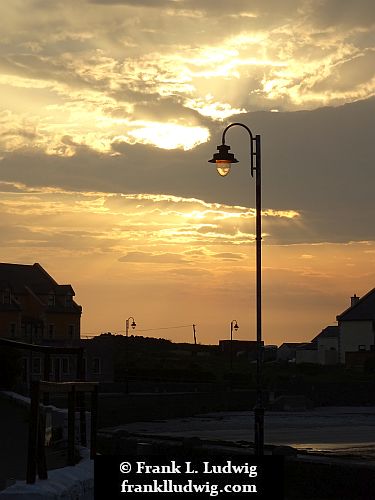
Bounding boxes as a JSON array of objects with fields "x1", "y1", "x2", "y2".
[
  {"x1": 126, "y1": 316, "x2": 136, "y2": 337},
  {"x1": 208, "y1": 123, "x2": 264, "y2": 456},
  {"x1": 230, "y1": 319, "x2": 239, "y2": 391},
  {"x1": 230, "y1": 319, "x2": 239, "y2": 374},
  {"x1": 125, "y1": 316, "x2": 136, "y2": 393}
]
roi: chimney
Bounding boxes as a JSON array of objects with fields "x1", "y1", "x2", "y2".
[{"x1": 351, "y1": 294, "x2": 360, "y2": 307}]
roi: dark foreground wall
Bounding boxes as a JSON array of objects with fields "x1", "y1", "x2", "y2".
[
  {"x1": 285, "y1": 460, "x2": 375, "y2": 500},
  {"x1": 98, "y1": 390, "x2": 256, "y2": 428},
  {"x1": 97, "y1": 432, "x2": 375, "y2": 500}
]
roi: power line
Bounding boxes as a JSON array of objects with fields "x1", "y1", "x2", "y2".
[
  {"x1": 81, "y1": 324, "x2": 195, "y2": 337},
  {"x1": 135, "y1": 324, "x2": 193, "y2": 333}
]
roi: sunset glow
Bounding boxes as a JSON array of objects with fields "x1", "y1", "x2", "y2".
[{"x1": 0, "y1": 1, "x2": 373, "y2": 345}]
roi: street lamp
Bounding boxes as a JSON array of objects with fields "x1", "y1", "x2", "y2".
[
  {"x1": 230, "y1": 320, "x2": 239, "y2": 391},
  {"x1": 230, "y1": 319, "x2": 239, "y2": 374},
  {"x1": 125, "y1": 316, "x2": 136, "y2": 393},
  {"x1": 208, "y1": 122, "x2": 264, "y2": 456},
  {"x1": 126, "y1": 316, "x2": 136, "y2": 337}
]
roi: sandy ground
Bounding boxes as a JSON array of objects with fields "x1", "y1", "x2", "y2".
[{"x1": 109, "y1": 406, "x2": 375, "y2": 459}]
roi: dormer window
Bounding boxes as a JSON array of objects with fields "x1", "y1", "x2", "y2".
[
  {"x1": 48, "y1": 294, "x2": 55, "y2": 307},
  {"x1": 65, "y1": 294, "x2": 73, "y2": 306}
]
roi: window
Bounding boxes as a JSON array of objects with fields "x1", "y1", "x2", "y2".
[
  {"x1": 22, "y1": 358, "x2": 28, "y2": 383},
  {"x1": 35, "y1": 324, "x2": 43, "y2": 339},
  {"x1": 92, "y1": 358, "x2": 101, "y2": 375},
  {"x1": 358, "y1": 345, "x2": 366, "y2": 351},
  {"x1": 51, "y1": 358, "x2": 61, "y2": 381},
  {"x1": 32, "y1": 357, "x2": 41, "y2": 375},
  {"x1": 47, "y1": 294, "x2": 55, "y2": 307},
  {"x1": 3, "y1": 290, "x2": 11, "y2": 304},
  {"x1": 10, "y1": 323, "x2": 16, "y2": 337},
  {"x1": 68, "y1": 325, "x2": 75, "y2": 338},
  {"x1": 65, "y1": 294, "x2": 73, "y2": 306},
  {"x1": 62, "y1": 358, "x2": 69, "y2": 375},
  {"x1": 48, "y1": 324, "x2": 55, "y2": 339}
]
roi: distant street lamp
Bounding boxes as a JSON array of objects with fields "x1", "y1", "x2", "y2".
[
  {"x1": 208, "y1": 122, "x2": 264, "y2": 456},
  {"x1": 125, "y1": 316, "x2": 136, "y2": 393},
  {"x1": 126, "y1": 316, "x2": 137, "y2": 337},
  {"x1": 230, "y1": 319, "x2": 239, "y2": 373}
]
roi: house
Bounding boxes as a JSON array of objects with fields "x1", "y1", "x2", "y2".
[
  {"x1": 80, "y1": 336, "x2": 114, "y2": 382},
  {"x1": 336, "y1": 291, "x2": 375, "y2": 364},
  {"x1": 295, "y1": 343, "x2": 318, "y2": 364},
  {"x1": 0, "y1": 262, "x2": 82, "y2": 342},
  {"x1": 219, "y1": 340, "x2": 262, "y2": 361},
  {"x1": 311, "y1": 325, "x2": 339, "y2": 365},
  {"x1": 277, "y1": 289, "x2": 375, "y2": 367},
  {"x1": 277, "y1": 342, "x2": 307, "y2": 362},
  {"x1": 0, "y1": 262, "x2": 84, "y2": 387}
]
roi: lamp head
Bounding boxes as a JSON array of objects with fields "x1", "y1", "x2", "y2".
[
  {"x1": 208, "y1": 144, "x2": 238, "y2": 177},
  {"x1": 233, "y1": 320, "x2": 239, "y2": 331},
  {"x1": 131, "y1": 320, "x2": 136, "y2": 329}
]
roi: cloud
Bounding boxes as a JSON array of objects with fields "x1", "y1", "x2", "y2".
[
  {"x1": 89, "y1": 0, "x2": 180, "y2": 6},
  {"x1": 211, "y1": 252, "x2": 245, "y2": 261},
  {"x1": 0, "y1": 0, "x2": 374, "y2": 162},
  {"x1": 0, "y1": 96, "x2": 374, "y2": 246},
  {"x1": 119, "y1": 251, "x2": 190, "y2": 263}
]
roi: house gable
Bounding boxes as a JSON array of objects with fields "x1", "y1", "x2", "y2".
[
  {"x1": 336, "y1": 288, "x2": 375, "y2": 322},
  {"x1": 311, "y1": 325, "x2": 339, "y2": 343},
  {"x1": 0, "y1": 262, "x2": 81, "y2": 341}
]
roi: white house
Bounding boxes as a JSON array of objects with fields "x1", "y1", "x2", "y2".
[
  {"x1": 311, "y1": 326, "x2": 339, "y2": 365},
  {"x1": 277, "y1": 342, "x2": 308, "y2": 362},
  {"x1": 336, "y1": 291, "x2": 375, "y2": 363},
  {"x1": 295, "y1": 343, "x2": 318, "y2": 364}
]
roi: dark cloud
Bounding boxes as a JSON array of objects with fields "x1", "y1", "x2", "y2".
[
  {"x1": 308, "y1": 0, "x2": 375, "y2": 28},
  {"x1": 0, "y1": 97, "x2": 374, "y2": 245},
  {"x1": 132, "y1": 96, "x2": 206, "y2": 124},
  {"x1": 212, "y1": 252, "x2": 245, "y2": 261},
  {"x1": 311, "y1": 51, "x2": 375, "y2": 93},
  {"x1": 89, "y1": 0, "x2": 179, "y2": 6}
]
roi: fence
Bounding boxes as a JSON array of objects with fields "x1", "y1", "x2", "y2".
[{"x1": 26, "y1": 380, "x2": 98, "y2": 484}]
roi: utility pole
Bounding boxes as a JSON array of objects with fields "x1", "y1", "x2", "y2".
[{"x1": 192, "y1": 324, "x2": 197, "y2": 345}]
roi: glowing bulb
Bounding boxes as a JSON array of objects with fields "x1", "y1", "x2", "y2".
[{"x1": 216, "y1": 160, "x2": 232, "y2": 177}]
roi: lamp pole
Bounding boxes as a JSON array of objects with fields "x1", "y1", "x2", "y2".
[
  {"x1": 125, "y1": 316, "x2": 136, "y2": 393},
  {"x1": 126, "y1": 316, "x2": 136, "y2": 338},
  {"x1": 208, "y1": 123, "x2": 264, "y2": 455},
  {"x1": 192, "y1": 324, "x2": 197, "y2": 345},
  {"x1": 230, "y1": 319, "x2": 239, "y2": 374}
]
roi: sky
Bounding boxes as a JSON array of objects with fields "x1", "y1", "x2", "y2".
[{"x1": 0, "y1": 0, "x2": 374, "y2": 345}]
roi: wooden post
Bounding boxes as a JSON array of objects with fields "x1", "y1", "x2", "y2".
[
  {"x1": 68, "y1": 386, "x2": 76, "y2": 466},
  {"x1": 37, "y1": 410, "x2": 48, "y2": 480},
  {"x1": 26, "y1": 381, "x2": 40, "y2": 484},
  {"x1": 77, "y1": 348, "x2": 87, "y2": 446},
  {"x1": 43, "y1": 353, "x2": 50, "y2": 405},
  {"x1": 90, "y1": 384, "x2": 98, "y2": 459}
]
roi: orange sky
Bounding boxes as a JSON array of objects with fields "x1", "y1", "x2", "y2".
[{"x1": 0, "y1": 1, "x2": 374, "y2": 345}]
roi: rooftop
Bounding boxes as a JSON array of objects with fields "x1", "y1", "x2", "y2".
[
  {"x1": 337, "y1": 288, "x2": 375, "y2": 321},
  {"x1": 311, "y1": 325, "x2": 339, "y2": 343}
]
